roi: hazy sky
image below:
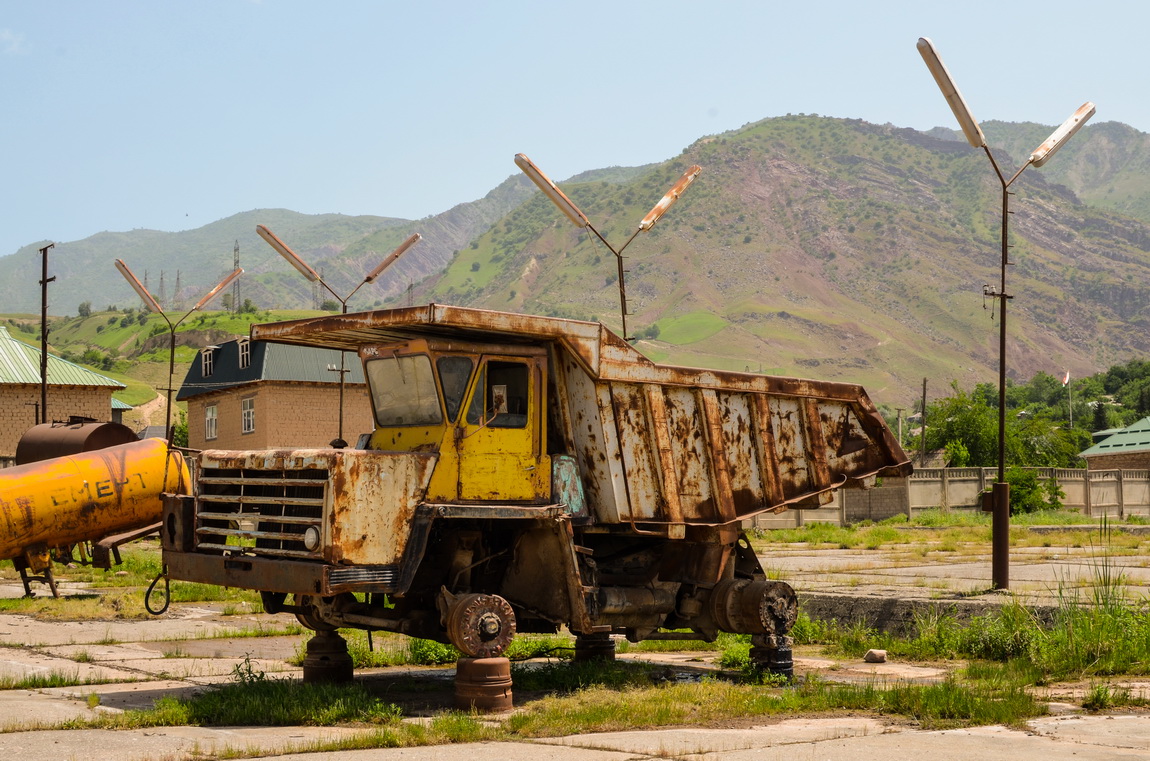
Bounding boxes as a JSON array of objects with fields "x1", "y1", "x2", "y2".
[{"x1": 1, "y1": 1, "x2": 1140, "y2": 260}]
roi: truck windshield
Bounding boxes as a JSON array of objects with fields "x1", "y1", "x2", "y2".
[{"x1": 365, "y1": 354, "x2": 443, "y2": 426}]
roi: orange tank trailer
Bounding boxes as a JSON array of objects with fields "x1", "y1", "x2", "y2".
[{"x1": 0, "y1": 438, "x2": 190, "y2": 595}]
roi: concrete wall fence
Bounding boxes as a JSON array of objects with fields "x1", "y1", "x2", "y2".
[{"x1": 749, "y1": 468, "x2": 1150, "y2": 529}]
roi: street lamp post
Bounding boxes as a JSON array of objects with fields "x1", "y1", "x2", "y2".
[
  {"x1": 514, "y1": 153, "x2": 701, "y2": 340},
  {"x1": 256, "y1": 225, "x2": 421, "y2": 448},
  {"x1": 917, "y1": 37, "x2": 1095, "y2": 589},
  {"x1": 116, "y1": 260, "x2": 243, "y2": 441}
]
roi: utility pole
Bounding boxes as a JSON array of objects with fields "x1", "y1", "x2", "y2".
[
  {"x1": 895, "y1": 407, "x2": 905, "y2": 447},
  {"x1": 919, "y1": 378, "x2": 928, "y2": 466},
  {"x1": 38, "y1": 243, "x2": 56, "y2": 424},
  {"x1": 232, "y1": 240, "x2": 241, "y2": 313}
]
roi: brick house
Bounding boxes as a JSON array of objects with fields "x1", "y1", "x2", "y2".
[
  {"x1": 176, "y1": 338, "x2": 373, "y2": 450},
  {"x1": 1080, "y1": 417, "x2": 1150, "y2": 470},
  {"x1": 0, "y1": 326, "x2": 125, "y2": 461}
]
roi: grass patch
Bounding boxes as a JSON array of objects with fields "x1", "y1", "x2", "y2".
[
  {"x1": 0, "y1": 592, "x2": 149, "y2": 621},
  {"x1": 511, "y1": 659, "x2": 660, "y2": 692},
  {"x1": 73, "y1": 679, "x2": 403, "y2": 730},
  {"x1": 654, "y1": 311, "x2": 729, "y2": 345},
  {"x1": 0, "y1": 670, "x2": 138, "y2": 690},
  {"x1": 752, "y1": 522, "x2": 913, "y2": 550},
  {"x1": 505, "y1": 677, "x2": 1045, "y2": 735},
  {"x1": 909, "y1": 508, "x2": 1104, "y2": 528},
  {"x1": 789, "y1": 570, "x2": 1150, "y2": 684},
  {"x1": 1082, "y1": 682, "x2": 1150, "y2": 711},
  {"x1": 65, "y1": 663, "x2": 1044, "y2": 737}
]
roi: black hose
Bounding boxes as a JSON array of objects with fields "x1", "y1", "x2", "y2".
[{"x1": 145, "y1": 569, "x2": 170, "y2": 615}]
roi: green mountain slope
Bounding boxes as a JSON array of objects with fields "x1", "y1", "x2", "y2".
[
  {"x1": 0, "y1": 175, "x2": 538, "y2": 315},
  {"x1": 938, "y1": 120, "x2": 1150, "y2": 225},
  {"x1": 421, "y1": 115, "x2": 1150, "y2": 402}
]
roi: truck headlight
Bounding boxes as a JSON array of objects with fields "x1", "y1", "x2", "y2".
[{"x1": 303, "y1": 526, "x2": 321, "y2": 552}]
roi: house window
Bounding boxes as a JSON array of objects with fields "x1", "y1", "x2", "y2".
[
  {"x1": 238, "y1": 339, "x2": 251, "y2": 370},
  {"x1": 205, "y1": 404, "x2": 218, "y2": 440},
  {"x1": 202, "y1": 349, "x2": 215, "y2": 378},
  {"x1": 241, "y1": 397, "x2": 255, "y2": 434}
]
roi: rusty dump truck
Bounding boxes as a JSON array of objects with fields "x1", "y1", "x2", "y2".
[{"x1": 162, "y1": 304, "x2": 909, "y2": 668}]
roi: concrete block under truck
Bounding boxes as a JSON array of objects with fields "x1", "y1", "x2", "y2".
[{"x1": 160, "y1": 304, "x2": 910, "y2": 679}]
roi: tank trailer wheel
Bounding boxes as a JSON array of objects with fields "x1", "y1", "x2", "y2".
[{"x1": 446, "y1": 593, "x2": 516, "y2": 657}]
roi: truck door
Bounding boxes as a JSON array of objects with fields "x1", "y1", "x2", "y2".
[{"x1": 456, "y1": 355, "x2": 548, "y2": 502}]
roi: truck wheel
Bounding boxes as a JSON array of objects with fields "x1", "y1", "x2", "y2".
[
  {"x1": 709, "y1": 579, "x2": 797, "y2": 635},
  {"x1": 293, "y1": 595, "x2": 340, "y2": 632},
  {"x1": 446, "y1": 593, "x2": 516, "y2": 657}
]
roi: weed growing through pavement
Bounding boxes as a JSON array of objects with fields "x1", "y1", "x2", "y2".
[{"x1": 0, "y1": 670, "x2": 139, "y2": 690}]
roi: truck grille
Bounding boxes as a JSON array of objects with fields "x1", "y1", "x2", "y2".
[{"x1": 195, "y1": 466, "x2": 327, "y2": 560}]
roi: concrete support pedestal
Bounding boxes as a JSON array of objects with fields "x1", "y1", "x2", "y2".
[{"x1": 302, "y1": 630, "x2": 354, "y2": 684}]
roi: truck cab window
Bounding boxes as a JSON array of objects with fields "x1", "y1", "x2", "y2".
[
  {"x1": 466, "y1": 360, "x2": 529, "y2": 429},
  {"x1": 436, "y1": 356, "x2": 473, "y2": 423},
  {"x1": 365, "y1": 354, "x2": 443, "y2": 426}
]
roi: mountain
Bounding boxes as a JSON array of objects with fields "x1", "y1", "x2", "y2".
[
  {"x1": 6, "y1": 115, "x2": 1150, "y2": 408},
  {"x1": 417, "y1": 115, "x2": 1150, "y2": 402},
  {"x1": 936, "y1": 120, "x2": 1150, "y2": 225},
  {"x1": 0, "y1": 176, "x2": 538, "y2": 315}
]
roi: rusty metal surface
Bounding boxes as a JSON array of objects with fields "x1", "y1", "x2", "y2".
[
  {"x1": 15, "y1": 420, "x2": 138, "y2": 465},
  {"x1": 639, "y1": 165, "x2": 702, "y2": 231},
  {"x1": 0, "y1": 439, "x2": 189, "y2": 561},
  {"x1": 444, "y1": 592, "x2": 517, "y2": 657},
  {"x1": 195, "y1": 448, "x2": 437, "y2": 566},
  {"x1": 562, "y1": 355, "x2": 908, "y2": 526},
  {"x1": 165, "y1": 548, "x2": 328, "y2": 595}
]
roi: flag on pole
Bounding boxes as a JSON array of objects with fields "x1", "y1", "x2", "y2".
[{"x1": 1062, "y1": 370, "x2": 1070, "y2": 386}]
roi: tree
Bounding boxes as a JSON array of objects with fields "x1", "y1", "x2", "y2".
[
  {"x1": 320, "y1": 299, "x2": 340, "y2": 312},
  {"x1": 171, "y1": 411, "x2": 188, "y2": 448},
  {"x1": 922, "y1": 383, "x2": 999, "y2": 467},
  {"x1": 77, "y1": 301, "x2": 91, "y2": 318},
  {"x1": 922, "y1": 381, "x2": 1088, "y2": 469},
  {"x1": 1093, "y1": 401, "x2": 1109, "y2": 432}
]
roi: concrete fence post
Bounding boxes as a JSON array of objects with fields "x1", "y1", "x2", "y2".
[
  {"x1": 1117, "y1": 469, "x2": 1125, "y2": 521},
  {"x1": 1085, "y1": 471, "x2": 1093, "y2": 519}
]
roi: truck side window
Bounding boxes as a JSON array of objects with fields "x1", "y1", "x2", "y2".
[
  {"x1": 437, "y1": 356, "x2": 473, "y2": 423},
  {"x1": 466, "y1": 361, "x2": 529, "y2": 429}
]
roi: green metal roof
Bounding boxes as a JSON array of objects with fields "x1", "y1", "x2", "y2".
[
  {"x1": 1080, "y1": 416, "x2": 1150, "y2": 457},
  {"x1": 0, "y1": 327, "x2": 125, "y2": 388}
]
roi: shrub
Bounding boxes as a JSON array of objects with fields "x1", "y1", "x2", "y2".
[{"x1": 1005, "y1": 467, "x2": 1046, "y2": 514}]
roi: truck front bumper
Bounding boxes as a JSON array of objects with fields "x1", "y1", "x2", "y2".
[{"x1": 164, "y1": 550, "x2": 400, "y2": 596}]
